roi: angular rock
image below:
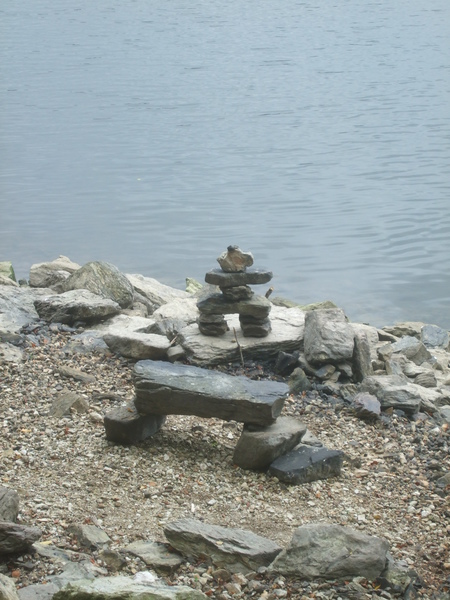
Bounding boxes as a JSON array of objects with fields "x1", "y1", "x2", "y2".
[
  {"x1": 352, "y1": 392, "x2": 381, "y2": 421},
  {"x1": 303, "y1": 309, "x2": 354, "y2": 366},
  {"x1": 164, "y1": 519, "x2": 282, "y2": 574},
  {"x1": 53, "y1": 576, "x2": 207, "y2": 600},
  {"x1": 0, "y1": 343, "x2": 23, "y2": 363},
  {"x1": 166, "y1": 345, "x2": 186, "y2": 363},
  {"x1": 414, "y1": 370, "x2": 437, "y2": 388},
  {"x1": 268, "y1": 445, "x2": 343, "y2": 485},
  {"x1": 17, "y1": 582, "x2": 59, "y2": 600},
  {"x1": 274, "y1": 351, "x2": 300, "y2": 376},
  {"x1": 62, "y1": 261, "x2": 134, "y2": 308},
  {"x1": 352, "y1": 331, "x2": 374, "y2": 383},
  {"x1": 49, "y1": 391, "x2": 89, "y2": 418},
  {"x1": 67, "y1": 524, "x2": 111, "y2": 549},
  {"x1": 124, "y1": 541, "x2": 183, "y2": 574},
  {"x1": 382, "y1": 322, "x2": 424, "y2": 339},
  {"x1": 0, "y1": 488, "x2": 19, "y2": 523},
  {"x1": 439, "y1": 406, "x2": 450, "y2": 425},
  {"x1": 379, "y1": 336, "x2": 432, "y2": 366},
  {"x1": 220, "y1": 285, "x2": 254, "y2": 301},
  {"x1": 0, "y1": 287, "x2": 54, "y2": 333},
  {"x1": 0, "y1": 574, "x2": 20, "y2": 600},
  {"x1": 198, "y1": 314, "x2": 229, "y2": 336},
  {"x1": 349, "y1": 323, "x2": 380, "y2": 360},
  {"x1": 103, "y1": 330, "x2": 170, "y2": 360},
  {"x1": 126, "y1": 273, "x2": 190, "y2": 313},
  {"x1": 0, "y1": 262, "x2": 16, "y2": 282},
  {"x1": 217, "y1": 246, "x2": 254, "y2": 272},
  {"x1": 233, "y1": 417, "x2": 307, "y2": 470},
  {"x1": 134, "y1": 360, "x2": 288, "y2": 426},
  {"x1": 29, "y1": 256, "x2": 81, "y2": 289},
  {"x1": 239, "y1": 316, "x2": 272, "y2": 338},
  {"x1": 151, "y1": 298, "x2": 199, "y2": 338},
  {"x1": 98, "y1": 549, "x2": 127, "y2": 572},
  {"x1": 197, "y1": 293, "x2": 271, "y2": 319},
  {"x1": 0, "y1": 276, "x2": 18, "y2": 288},
  {"x1": 0, "y1": 521, "x2": 42, "y2": 554},
  {"x1": 104, "y1": 404, "x2": 166, "y2": 444},
  {"x1": 204, "y1": 268, "x2": 273, "y2": 288},
  {"x1": 270, "y1": 524, "x2": 389, "y2": 581},
  {"x1": 421, "y1": 324, "x2": 449, "y2": 349},
  {"x1": 288, "y1": 367, "x2": 312, "y2": 394},
  {"x1": 178, "y1": 307, "x2": 305, "y2": 366},
  {"x1": 58, "y1": 365, "x2": 97, "y2": 384},
  {"x1": 34, "y1": 290, "x2": 121, "y2": 325}
]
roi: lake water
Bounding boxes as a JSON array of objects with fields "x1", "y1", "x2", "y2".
[{"x1": 1, "y1": 1, "x2": 449, "y2": 329}]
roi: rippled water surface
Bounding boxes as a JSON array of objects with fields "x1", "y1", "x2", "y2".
[{"x1": 1, "y1": 1, "x2": 449, "y2": 327}]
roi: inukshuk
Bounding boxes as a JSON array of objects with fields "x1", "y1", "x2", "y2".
[{"x1": 197, "y1": 246, "x2": 273, "y2": 337}]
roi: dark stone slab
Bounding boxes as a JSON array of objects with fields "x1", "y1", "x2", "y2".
[
  {"x1": 0, "y1": 521, "x2": 42, "y2": 554},
  {"x1": 197, "y1": 293, "x2": 271, "y2": 319},
  {"x1": 104, "y1": 404, "x2": 166, "y2": 444},
  {"x1": 268, "y1": 445, "x2": 343, "y2": 484},
  {"x1": 220, "y1": 286, "x2": 254, "y2": 301},
  {"x1": 204, "y1": 268, "x2": 273, "y2": 288},
  {"x1": 133, "y1": 360, "x2": 288, "y2": 426},
  {"x1": 239, "y1": 316, "x2": 272, "y2": 338}
]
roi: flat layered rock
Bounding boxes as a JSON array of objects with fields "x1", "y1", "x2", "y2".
[
  {"x1": 124, "y1": 541, "x2": 183, "y2": 574},
  {"x1": 133, "y1": 360, "x2": 288, "y2": 426},
  {"x1": 103, "y1": 330, "x2": 171, "y2": 360},
  {"x1": 268, "y1": 445, "x2": 343, "y2": 485},
  {"x1": 197, "y1": 293, "x2": 271, "y2": 319},
  {"x1": 34, "y1": 290, "x2": 121, "y2": 325},
  {"x1": 204, "y1": 268, "x2": 273, "y2": 288},
  {"x1": 0, "y1": 521, "x2": 42, "y2": 555}
]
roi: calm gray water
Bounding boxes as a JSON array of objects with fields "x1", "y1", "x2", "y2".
[{"x1": 1, "y1": 1, "x2": 450, "y2": 328}]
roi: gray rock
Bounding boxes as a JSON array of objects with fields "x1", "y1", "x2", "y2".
[
  {"x1": 239, "y1": 316, "x2": 272, "y2": 338},
  {"x1": 414, "y1": 370, "x2": 437, "y2": 388},
  {"x1": 134, "y1": 360, "x2": 288, "y2": 426},
  {"x1": 126, "y1": 274, "x2": 190, "y2": 313},
  {"x1": 352, "y1": 392, "x2": 381, "y2": 421},
  {"x1": 49, "y1": 391, "x2": 89, "y2": 418},
  {"x1": 287, "y1": 368, "x2": 312, "y2": 394},
  {"x1": 378, "y1": 336, "x2": 432, "y2": 366},
  {"x1": 349, "y1": 323, "x2": 380, "y2": 360},
  {"x1": 197, "y1": 314, "x2": 229, "y2": 336},
  {"x1": 382, "y1": 322, "x2": 424, "y2": 339},
  {"x1": 17, "y1": 583, "x2": 59, "y2": 600},
  {"x1": 151, "y1": 298, "x2": 199, "y2": 338},
  {"x1": 221, "y1": 285, "x2": 254, "y2": 301},
  {"x1": 204, "y1": 268, "x2": 273, "y2": 288},
  {"x1": 124, "y1": 541, "x2": 184, "y2": 574},
  {"x1": 34, "y1": 290, "x2": 121, "y2": 325},
  {"x1": 178, "y1": 307, "x2": 305, "y2": 366},
  {"x1": 166, "y1": 345, "x2": 186, "y2": 363},
  {"x1": 29, "y1": 256, "x2": 81, "y2": 289},
  {"x1": 421, "y1": 324, "x2": 449, "y2": 349},
  {"x1": 164, "y1": 518, "x2": 282, "y2": 574},
  {"x1": 185, "y1": 277, "x2": 203, "y2": 294},
  {"x1": 98, "y1": 549, "x2": 127, "y2": 572},
  {"x1": 0, "y1": 343, "x2": 23, "y2": 363},
  {"x1": 303, "y1": 309, "x2": 354, "y2": 366},
  {"x1": 103, "y1": 330, "x2": 170, "y2": 360},
  {"x1": 233, "y1": 417, "x2": 307, "y2": 470},
  {"x1": 67, "y1": 524, "x2": 111, "y2": 549},
  {"x1": 0, "y1": 574, "x2": 19, "y2": 600},
  {"x1": 0, "y1": 262, "x2": 16, "y2": 282},
  {"x1": 268, "y1": 445, "x2": 343, "y2": 485},
  {"x1": 0, "y1": 287, "x2": 54, "y2": 333},
  {"x1": 0, "y1": 276, "x2": 18, "y2": 288},
  {"x1": 352, "y1": 331, "x2": 374, "y2": 382},
  {"x1": 301, "y1": 430, "x2": 323, "y2": 447},
  {"x1": 197, "y1": 293, "x2": 271, "y2": 319},
  {"x1": 439, "y1": 406, "x2": 450, "y2": 425},
  {"x1": 53, "y1": 576, "x2": 207, "y2": 599},
  {"x1": 0, "y1": 522, "x2": 42, "y2": 554},
  {"x1": 62, "y1": 261, "x2": 134, "y2": 308},
  {"x1": 270, "y1": 524, "x2": 389, "y2": 581},
  {"x1": 104, "y1": 404, "x2": 166, "y2": 444},
  {"x1": 359, "y1": 375, "x2": 441, "y2": 415},
  {"x1": 217, "y1": 246, "x2": 254, "y2": 272},
  {"x1": 0, "y1": 488, "x2": 19, "y2": 523}
]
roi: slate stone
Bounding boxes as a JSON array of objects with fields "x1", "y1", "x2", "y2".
[
  {"x1": 352, "y1": 331, "x2": 374, "y2": 382},
  {"x1": 217, "y1": 246, "x2": 254, "y2": 272},
  {"x1": 104, "y1": 404, "x2": 166, "y2": 445},
  {"x1": 29, "y1": 256, "x2": 81, "y2": 289},
  {"x1": 378, "y1": 336, "x2": 432, "y2": 366},
  {"x1": 233, "y1": 417, "x2": 307, "y2": 470},
  {"x1": 124, "y1": 541, "x2": 184, "y2": 574},
  {"x1": 103, "y1": 330, "x2": 171, "y2": 360},
  {"x1": 67, "y1": 524, "x2": 111, "y2": 549},
  {"x1": 220, "y1": 286, "x2": 254, "y2": 301},
  {"x1": 303, "y1": 308, "x2": 355, "y2": 366},
  {"x1": 0, "y1": 488, "x2": 19, "y2": 523},
  {"x1": 352, "y1": 392, "x2": 381, "y2": 421},
  {"x1": 421, "y1": 324, "x2": 449, "y2": 349},
  {"x1": 268, "y1": 445, "x2": 343, "y2": 485},
  {"x1": 204, "y1": 268, "x2": 273, "y2": 288},
  {"x1": 0, "y1": 287, "x2": 53, "y2": 333},
  {"x1": 274, "y1": 351, "x2": 300, "y2": 376},
  {"x1": 0, "y1": 521, "x2": 42, "y2": 554},
  {"x1": 62, "y1": 261, "x2": 134, "y2": 309},
  {"x1": 269, "y1": 524, "x2": 389, "y2": 581},
  {"x1": 164, "y1": 518, "x2": 282, "y2": 574},
  {"x1": 239, "y1": 317, "x2": 272, "y2": 338},
  {"x1": 126, "y1": 273, "x2": 190, "y2": 313},
  {"x1": 414, "y1": 371, "x2": 437, "y2": 388},
  {"x1": 359, "y1": 375, "x2": 434, "y2": 415},
  {"x1": 34, "y1": 290, "x2": 121, "y2": 325},
  {"x1": 134, "y1": 360, "x2": 288, "y2": 426},
  {"x1": 197, "y1": 293, "x2": 271, "y2": 319}
]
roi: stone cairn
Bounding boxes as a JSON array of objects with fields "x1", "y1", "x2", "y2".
[{"x1": 196, "y1": 246, "x2": 274, "y2": 337}]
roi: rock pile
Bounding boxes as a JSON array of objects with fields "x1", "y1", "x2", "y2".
[{"x1": 197, "y1": 246, "x2": 273, "y2": 337}]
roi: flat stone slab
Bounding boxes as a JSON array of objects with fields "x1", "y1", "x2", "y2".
[
  {"x1": 268, "y1": 445, "x2": 343, "y2": 485},
  {"x1": 133, "y1": 360, "x2": 288, "y2": 426},
  {"x1": 197, "y1": 293, "x2": 271, "y2": 318},
  {"x1": 204, "y1": 268, "x2": 273, "y2": 288},
  {"x1": 124, "y1": 541, "x2": 183, "y2": 574}
]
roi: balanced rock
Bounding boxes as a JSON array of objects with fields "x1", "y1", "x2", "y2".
[
  {"x1": 217, "y1": 246, "x2": 254, "y2": 272},
  {"x1": 197, "y1": 293, "x2": 271, "y2": 319},
  {"x1": 204, "y1": 268, "x2": 272, "y2": 288}
]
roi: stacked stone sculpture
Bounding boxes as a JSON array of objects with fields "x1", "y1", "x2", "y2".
[{"x1": 197, "y1": 246, "x2": 273, "y2": 337}]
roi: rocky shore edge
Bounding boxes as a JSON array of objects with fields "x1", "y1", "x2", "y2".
[{"x1": 0, "y1": 256, "x2": 449, "y2": 600}]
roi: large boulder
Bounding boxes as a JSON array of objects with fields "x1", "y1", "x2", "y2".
[
  {"x1": 126, "y1": 274, "x2": 190, "y2": 314},
  {"x1": 303, "y1": 309, "x2": 355, "y2": 366},
  {"x1": 270, "y1": 524, "x2": 389, "y2": 580},
  {"x1": 164, "y1": 519, "x2": 282, "y2": 574},
  {"x1": 34, "y1": 290, "x2": 121, "y2": 325},
  {"x1": 62, "y1": 261, "x2": 134, "y2": 308},
  {"x1": 29, "y1": 256, "x2": 81, "y2": 289}
]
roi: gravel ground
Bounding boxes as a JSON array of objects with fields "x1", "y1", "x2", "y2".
[{"x1": 0, "y1": 324, "x2": 449, "y2": 599}]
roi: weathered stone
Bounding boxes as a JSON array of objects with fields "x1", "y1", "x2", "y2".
[
  {"x1": 124, "y1": 541, "x2": 183, "y2": 574},
  {"x1": 58, "y1": 365, "x2": 96, "y2": 384},
  {"x1": 303, "y1": 309, "x2": 354, "y2": 366},
  {"x1": 29, "y1": 256, "x2": 81, "y2": 289},
  {"x1": 0, "y1": 262, "x2": 16, "y2": 282},
  {"x1": 0, "y1": 521, "x2": 41, "y2": 554},
  {"x1": 164, "y1": 519, "x2": 282, "y2": 574},
  {"x1": 270, "y1": 524, "x2": 389, "y2": 581},
  {"x1": 414, "y1": 370, "x2": 437, "y2": 388},
  {"x1": 126, "y1": 273, "x2": 190, "y2": 313},
  {"x1": 53, "y1": 577, "x2": 207, "y2": 599},
  {"x1": 382, "y1": 322, "x2": 424, "y2": 339},
  {"x1": 197, "y1": 293, "x2": 271, "y2": 319},
  {"x1": 166, "y1": 345, "x2": 186, "y2": 363},
  {"x1": 352, "y1": 331, "x2": 374, "y2": 382},
  {"x1": 220, "y1": 285, "x2": 254, "y2": 301},
  {"x1": 185, "y1": 277, "x2": 203, "y2": 294},
  {"x1": 34, "y1": 289, "x2": 121, "y2": 325},
  {"x1": 217, "y1": 246, "x2": 254, "y2": 272},
  {"x1": 0, "y1": 574, "x2": 20, "y2": 600},
  {"x1": 233, "y1": 417, "x2": 307, "y2": 470},
  {"x1": 421, "y1": 324, "x2": 449, "y2": 349},
  {"x1": 62, "y1": 261, "x2": 134, "y2": 308},
  {"x1": 271, "y1": 298, "x2": 338, "y2": 311},
  {"x1": 274, "y1": 351, "x2": 300, "y2": 376},
  {"x1": 198, "y1": 314, "x2": 229, "y2": 336},
  {"x1": 359, "y1": 375, "x2": 441, "y2": 415},
  {"x1": 151, "y1": 298, "x2": 198, "y2": 338},
  {"x1": 204, "y1": 268, "x2": 273, "y2": 288},
  {"x1": 239, "y1": 316, "x2": 272, "y2": 338},
  {"x1": 0, "y1": 287, "x2": 54, "y2": 333},
  {"x1": 98, "y1": 549, "x2": 127, "y2": 572},
  {"x1": 352, "y1": 392, "x2": 381, "y2": 421},
  {"x1": 0, "y1": 343, "x2": 23, "y2": 363},
  {"x1": 0, "y1": 488, "x2": 19, "y2": 523},
  {"x1": 314, "y1": 364, "x2": 336, "y2": 380},
  {"x1": 378, "y1": 336, "x2": 432, "y2": 366},
  {"x1": 17, "y1": 583, "x2": 59, "y2": 600},
  {"x1": 103, "y1": 330, "x2": 170, "y2": 360},
  {"x1": 134, "y1": 360, "x2": 288, "y2": 426},
  {"x1": 104, "y1": 404, "x2": 166, "y2": 444},
  {"x1": 49, "y1": 391, "x2": 89, "y2": 418},
  {"x1": 178, "y1": 307, "x2": 305, "y2": 366},
  {"x1": 67, "y1": 524, "x2": 111, "y2": 549},
  {"x1": 268, "y1": 445, "x2": 343, "y2": 485},
  {"x1": 0, "y1": 276, "x2": 18, "y2": 288},
  {"x1": 288, "y1": 368, "x2": 312, "y2": 394}
]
